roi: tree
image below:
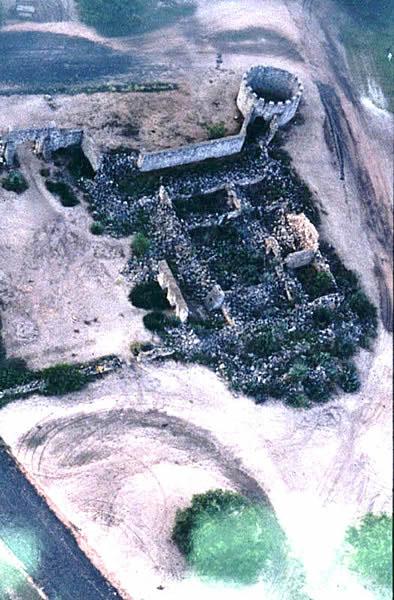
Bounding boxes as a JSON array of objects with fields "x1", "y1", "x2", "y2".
[
  {"x1": 172, "y1": 489, "x2": 288, "y2": 585},
  {"x1": 41, "y1": 364, "x2": 88, "y2": 395},
  {"x1": 345, "y1": 512, "x2": 392, "y2": 588}
]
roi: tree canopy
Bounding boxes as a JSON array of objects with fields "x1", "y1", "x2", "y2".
[
  {"x1": 345, "y1": 512, "x2": 392, "y2": 588},
  {"x1": 172, "y1": 489, "x2": 289, "y2": 585}
]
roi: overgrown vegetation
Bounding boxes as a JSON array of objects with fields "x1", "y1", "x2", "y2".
[
  {"x1": 0, "y1": 330, "x2": 118, "y2": 404},
  {"x1": 344, "y1": 512, "x2": 392, "y2": 588},
  {"x1": 131, "y1": 232, "x2": 150, "y2": 257},
  {"x1": 143, "y1": 311, "x2": 179, "y2": 332},
  {"x1": 335, "y1": 0, "x2": 394, "y2": 111},
  {"x1": 0, "y1": 81, "x2": 178, "y2": 97},
  {"x1": 86, "y1": 130, "x2": 377, "y2": 407},
  {"x1": 90, "y1": 221, "x2": 105, "y2": 235},
  {"x1": 41, "y1": 364, "x2": 89, "y2": 396},
  {"x1": 45, "y1": 180, "x2": 79, "y2": 207},
  {"x1": 129, "y1": 281, "x2": 170, "y2": 310},
  {"x1": 1, "y1": 170, "x2": 29, "y2": 194},
  {"x1": 172, "y1": 489, "x2": 289, "y2": 585},
  {"x1": 76, "y1": 0, "x2": 196, "y2": 37},
  {"x1": 206, "y1": 122, "x2": 227, "y2": 140}
]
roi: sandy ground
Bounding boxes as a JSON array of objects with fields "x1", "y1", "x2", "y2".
[
  {"x1": 0, "y1": 1, "x2": 392, "y2": 599},
  {"x1": 0, "y1": 147, "x2": 152, "y2": 368}
]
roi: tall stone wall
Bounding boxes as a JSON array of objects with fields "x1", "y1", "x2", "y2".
[
  {"x1": 137, "y1": 133, "x2": 246, "y2": 173},
  {"x1": 157, "y1": 260, "x2": 189, "y2": 322}
]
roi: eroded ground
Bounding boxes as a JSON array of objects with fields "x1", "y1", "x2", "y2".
[{"x1": 0, "y1": 1, "x2": 392, "y2": 599}]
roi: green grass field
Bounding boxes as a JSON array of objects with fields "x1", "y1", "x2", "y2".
[{"x1": 336, "y1": 2, "x2": 394, "y2": 111}]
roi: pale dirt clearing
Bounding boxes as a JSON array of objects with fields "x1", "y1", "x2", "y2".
[
  {"x1": 0, "y1": 147, "x2": 151, "y2": 368},
  {"x1": 0, "y1": 330, "x2": 391, "y2": 598}
]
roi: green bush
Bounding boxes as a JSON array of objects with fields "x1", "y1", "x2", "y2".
[
  {"x1": 90, "y1": 221, "x2": 105, "y2": 235},
  {"x1": 345, "y1": 512, "x2": 392, "y2": 587},
  {"x1": 41, "y1": 363, "x2": 88, "y2": 396},
  {"x1": 0, "y1": 358, "x2": 34, "y2": 391},
  {"x1": 143, "y1": 311, "x2": 179, "y2": 331},
  {"x1": 206, "y1": 122, "x2": 227, "y2": 140},
  {"x1": 45, "y1": 180, "x2": 79, "y2": 207},
  {"x1": 333, "y1": 336, "x2": 357, "y2": 359},
  {"x1": 296, "y1": 267, "x2": 335, "y2": 299},
  {"x1": 172, "y1": 489, "x2": 288, "y2": 585},
  {"x1": 131, "y1": 232, "x2": 150, "y2": 257},
  {"x1": 337, "y1": 360, "x2": 360, "y2": 392},
  {"x1": 244, "y1": 327, "x2": 281, "y2": 357},
  {"x1": 312, "y1": 306, "x2": 334, "y2": 328},
  {"x1": 287, "y1": 360, "x2": 308, "y2": 383},
  {"x1": 1, "y1": 171, "x2": 29, "y2": 194},
  {"x1": 349, "y1": 290, "x2": 377, "y2": 322},
  {"x1": 129, "y1": 281, "x2": 170, "y2": 310},
  {"x1": 39, "y1": 167, "x2": 50, "y2": 177}
]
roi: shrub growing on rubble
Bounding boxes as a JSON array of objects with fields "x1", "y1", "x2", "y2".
[
  {"x1": 143, "y1": 311, "x2": 179, "y2": 331},
  {"x1": 2, "y1": 170, "x2": 29, "y2": 194},
  {"x1": 90, "y1": 221, "x2": 105, "y2": 235},
  {"x1": 129, "y1": 281, "x2": 170, "y2": 310},
  {"x1": 131, "y1": 232, "x2": 150, "y2": 257},
  {"x1": 41, "y1": 363, "x2": 88, "y2": 395}
]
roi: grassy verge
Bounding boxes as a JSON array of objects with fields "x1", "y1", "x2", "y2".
[
  {"x1": 0, "y1": 81, "x2": 177, "y2": 97},
  {"x1": 336, "y1": 6, "x2": 394, "y2": 111},
  {"x1": 75, "y1": 0, "x2": 196, "y2": 37}
]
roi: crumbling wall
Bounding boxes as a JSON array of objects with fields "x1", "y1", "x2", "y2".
[
  {"x1": 81, "y1": 133, "x2": 103, "y2": 172},
  {"x1": 1, "y1": 125, "x2": 83, "y2": 166},
  {"x1": 157, "y1": 260, "x2": 189, "y2": 323}
]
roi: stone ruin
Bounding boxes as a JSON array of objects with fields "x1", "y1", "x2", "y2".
[
  {"x1": 137, "y1": 65, "x2": 303, "y2": 172},
  {"x1": 237, "y1": 66, "x2": 303, "y2": 128},
  {"x1": 0, "y1": 124, "x2": 101, "y2": 171},
  {"x1": 0, "y1": 65, "x2": 302, "y2": 177}
]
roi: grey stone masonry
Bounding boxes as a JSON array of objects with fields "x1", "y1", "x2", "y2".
[
  {"x1": 137, "y1": 133, "x2": 245, "y2": 172},
  {"x1": 237, "y1": 66, "x2": 303, "y2": 128},
  {"x1": 1, "y1": 125, "x2": 83, "y2": 166},
  {"x1": 284, "y1": 248, "x2": 316, "y2": 269}
]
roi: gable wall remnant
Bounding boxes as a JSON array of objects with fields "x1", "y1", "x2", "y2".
[{"x1": 157, "y1": 260, "x2": 190, "y2": 323}]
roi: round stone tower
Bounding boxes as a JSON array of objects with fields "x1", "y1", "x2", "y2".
[{"x1": 237, "y1": 65, "x2": 303, "y2": 127}]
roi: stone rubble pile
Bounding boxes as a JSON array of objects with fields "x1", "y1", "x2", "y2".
[{"x1": 80, "y1": 138, "x2": 373, "y2": 405}]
